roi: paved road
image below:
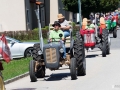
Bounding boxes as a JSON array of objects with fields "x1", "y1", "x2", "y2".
[{"x1": 6, "y1": 30, "x2": 120, "y2": 90}]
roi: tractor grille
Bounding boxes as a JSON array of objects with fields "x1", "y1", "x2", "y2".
[{"x1": 45, "y1": 48, "x2": 57, "y2": 63}]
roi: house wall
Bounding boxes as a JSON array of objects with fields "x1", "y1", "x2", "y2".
[
  {"x1": 50, "y1": 0, "x2": 59, "y2": 24},
  {"x1": 0, "y1": 0, "x2": 26, "y2": 31}
]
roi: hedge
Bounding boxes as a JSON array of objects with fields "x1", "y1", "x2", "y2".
[{"x1": 0, "y1": 26, "x2": 79, "y2": 41}]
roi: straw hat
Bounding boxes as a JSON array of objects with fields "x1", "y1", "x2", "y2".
[{"x1": 57, "y1": 14, "x2": 65, "y2": 19}]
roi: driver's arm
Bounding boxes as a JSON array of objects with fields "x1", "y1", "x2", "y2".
[{"x1": 61, "y1": 21, "x2": 71, "y2": 30}]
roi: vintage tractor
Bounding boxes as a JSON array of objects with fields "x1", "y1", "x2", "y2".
[
  {"x1": 80, "y1": 17, "x2": 110, "y2": 57},
  {"x1": 29, "y1": 1, "x2": 86, "y2": 82},
  {"x1": 105, "y1": 16, "x2": 118, "y2": 38},
  {"x1": 106, "y1": 20, "x2": 117, "y2": 38}
]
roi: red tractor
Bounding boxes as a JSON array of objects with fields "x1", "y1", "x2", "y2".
[{"x1": 77, "y1": 17, "x2": 111, "y2": 57}]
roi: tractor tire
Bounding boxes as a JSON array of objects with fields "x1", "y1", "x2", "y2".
[
  {"x1": 32, "y1": 43, "x2": 45, "y2": 78},
  {"x1": 106, "y1": 36, "x2": 111, "y2": 55},
  {"x1": 32, "y1": 43, "x2": 41, "y2": 61},
  {"x1": 74, "y1": 31, "x2": 86, "y2": 76},
  {"x1": 102, "y1": 42, "x2": 107, "y2": 57},
  {"x1": 113, "y1": 27, "x2": 117, "y2": 38},
  {"x1": 70, "y1": 58, "x2": 77, "y2": 80},
  {"x1": 29, "y1": 60, "x2": 37, "y2": 82},
  {"x1": 104, "y1": 30, "x2": 110, "y2": 55},
  {"x1": 0, "y1": 72, "x2": 5, "y2": 90},
  {"x1": 102, "y1": 30, "x2": 107, "y2": 57}
]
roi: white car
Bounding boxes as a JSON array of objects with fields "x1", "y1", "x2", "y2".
[{"x1": 0, "y1": 36, "x2": 39, "y2": 59}]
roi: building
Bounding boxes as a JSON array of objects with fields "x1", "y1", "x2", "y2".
[{"x1": 0, "y1": 0, "x2": 77, "y2": 31}]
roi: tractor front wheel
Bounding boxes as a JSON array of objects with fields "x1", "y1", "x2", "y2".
[
  {"x1": 70, "y1": 58, "x2": 77, "y2": 80},
  {"x1": 29, "y1": 60, "x2": 37, "y2": 82},
  {"x1": 113, "y1": 27, "x2": 117, "y2": 38}
]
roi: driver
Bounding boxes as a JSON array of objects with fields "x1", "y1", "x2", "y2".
[
  {"x1": 85, "y1": 20, "x2": 95, "y2": 29},
  {"x1": 49, "y1": 21, "x2": 66, "y2": 59}
]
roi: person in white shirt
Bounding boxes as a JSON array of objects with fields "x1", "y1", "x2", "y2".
[{"x1": 57, "y1": 14, "x2": 71, "y2": 38}]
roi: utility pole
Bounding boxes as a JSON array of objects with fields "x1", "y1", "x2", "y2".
[{"x1": 78, "y1": 0, "x2": 82, "y2": 29}]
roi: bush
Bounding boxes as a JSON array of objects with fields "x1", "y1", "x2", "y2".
[{"x1": 0, "y1": 25, "x2": 79, "y2": 41}]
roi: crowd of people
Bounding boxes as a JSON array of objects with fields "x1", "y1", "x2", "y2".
[{"x1": 89, "y1": 9, "x2": 120, "y2": 25}]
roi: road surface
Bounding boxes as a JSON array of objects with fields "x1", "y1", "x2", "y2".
[{"x1": 6, "y1": 30, "x2": 120, "y2": 90}]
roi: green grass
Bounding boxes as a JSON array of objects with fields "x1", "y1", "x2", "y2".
[
  {"x1": 2, "y1": 57, "x2": 32, "y2": 81},
  {"x1": 1, "y1": 39, "x2": 47, "y2": 81}
]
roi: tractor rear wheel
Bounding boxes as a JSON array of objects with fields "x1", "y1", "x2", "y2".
[
  {"x1": 74, "y1": 31, "x2": 86, "y2": 76},
  {"x1": 101, "y1": 29, "x2": 107, "y2": 57},
  {"x1": 35, "y1": 65, "x2": 45, "y2": 78},
  {"x1": 32, "y1": 43, "x2": 41, "y2": 61}
]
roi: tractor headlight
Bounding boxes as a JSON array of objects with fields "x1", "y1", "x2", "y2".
[
  {"x1": 38, "y1": 50, "x2": 42, "y2": 55},
  {"x1": 59, "y1": 48, "x2": 64, "y2": 53}
]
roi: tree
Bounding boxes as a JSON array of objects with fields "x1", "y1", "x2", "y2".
[{"x1": 62, "y1": 0, "x2": 119, "y2": 17}]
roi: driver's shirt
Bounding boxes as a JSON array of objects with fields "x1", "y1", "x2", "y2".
[{"x1": 49, "y1": 30, "x2": 64, "y2": 41}]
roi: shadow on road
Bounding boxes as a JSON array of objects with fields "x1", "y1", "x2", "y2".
[
  {"x1": 11, "y1": 88, "x2": 36, "y2": 90},
  {"x1": 86, "y1": 54, "x2": 99, "y2": 58},
  {"x1": 44, "y1": 73, "x2": 70, "y2": 81}
]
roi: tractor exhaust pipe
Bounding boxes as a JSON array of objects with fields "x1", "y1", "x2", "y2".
[{"x1": 35, "y1": 3, "x2": 44, "y2": 52}]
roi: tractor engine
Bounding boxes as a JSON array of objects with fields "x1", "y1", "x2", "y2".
[
  {"x1": 43, "y1": 43, "x2": 61, "y2": 69},
  {"x1": 80, "y1": 29, "x2": 96, "y2": 48}
]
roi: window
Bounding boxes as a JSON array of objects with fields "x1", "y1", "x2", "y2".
[
  {"x1": 26, "y1": 9, "x2": 30, "y2": 24},
  {"x1": 6, "y1": 39, "x2": 11, "y2": 43}
]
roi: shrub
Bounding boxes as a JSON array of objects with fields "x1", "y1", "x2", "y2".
[{"x1": 0, "y1": 25, "x2": 79, "y2": 41}]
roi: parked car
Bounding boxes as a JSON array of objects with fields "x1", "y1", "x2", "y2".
[{"x1": 0, "y1": 36, "x2": 38, "y2": 59}]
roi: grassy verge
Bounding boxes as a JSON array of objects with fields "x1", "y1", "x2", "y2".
[
  {"x1": 1, "y1": 39, "x2": 47, "y2": 81},
  {"x1": 2, "y1": 57, "x2": 32, "y2": 81}
]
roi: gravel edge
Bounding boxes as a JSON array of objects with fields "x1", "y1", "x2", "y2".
[{"x1": 4, "y1": 72, "x2": 29, "y2": 85}]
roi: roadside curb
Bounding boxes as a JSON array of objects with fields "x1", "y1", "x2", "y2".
[{"x1": 4, "y1": 72, "x2": 29, "y2": 85}]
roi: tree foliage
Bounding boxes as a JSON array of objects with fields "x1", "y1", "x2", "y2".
[{"x1": 62, "y1": 0, "x2": 119, "y2": 17}]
